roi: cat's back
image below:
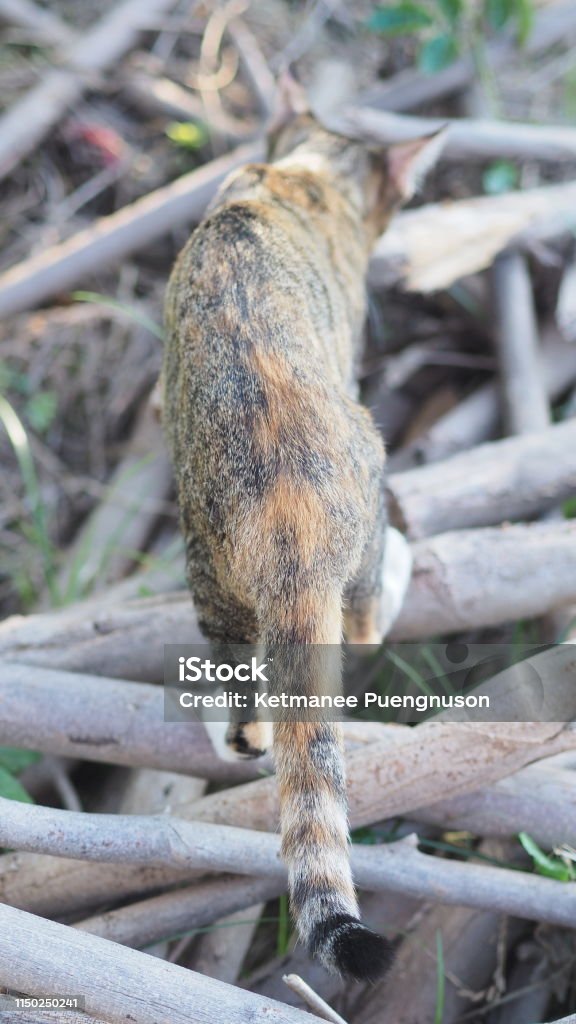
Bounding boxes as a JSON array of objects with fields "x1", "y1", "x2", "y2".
[{"x1": 164, "y1": 162, "x2": 367, "y2": 383}]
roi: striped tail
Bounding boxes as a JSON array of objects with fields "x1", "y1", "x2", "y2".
[{"x1": 264, "y1": 592, "x2": 393, "y2": 981}]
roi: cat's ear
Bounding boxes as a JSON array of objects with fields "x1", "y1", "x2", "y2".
[
  {"x1": 387, "y1": 127, "x2": 448, "y2": 200},
  {"x1": 269, "y1": 68, "x2": 310, "y2": 133}
]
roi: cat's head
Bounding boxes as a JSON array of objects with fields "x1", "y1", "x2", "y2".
[{"x1": 268, "y1": 71, "x2": 446, "y2": 239}]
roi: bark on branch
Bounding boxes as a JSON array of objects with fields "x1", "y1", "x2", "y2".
[
  {"x1": 1, "y1": 802, "x2": 576, "y2": 929},
  {"x1": 387, "y1": 420, "x2": 576, "y2": 538},
  {"x1": 0, "y1": 902, "x2": 312, "y2": 1024}
]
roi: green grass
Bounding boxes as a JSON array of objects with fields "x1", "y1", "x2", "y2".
[
  {"x1": 434, "y1": 930, "x2": 445, "y2": 1024},
  {"x1": 0, "y1": 394, "x2": 60, "y2": 606},
  {"x1": 72, "y1": 291, "x2": 165, "y2": 341}
]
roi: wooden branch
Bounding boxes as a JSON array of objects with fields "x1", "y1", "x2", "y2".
[
  {"x1": 4, "y1": 137, "x2": 576, "y2": 327},
  {"x1": 0, "y1": 903, "x2": 313, "y2": 1024},
  {"x1": 389, "y1": 328, "x2": 576, "y2": 470},
  {"x1": 416, "y1": 762, "x2": 576, "y2": 850},
  {"x1": 192, "y1": 719, "x2": 576, "y2": 837},
  {"x1": 3, "y1": 521, "x2": 576, "y2": 689},
  {"x1": 0, "y1": 0, "x2": 74, "y2": 46},
  {"x1": 392, "y1": 521, "x2": 576, "y2": 638},
  {"x1": 57, "y1": 403, "x2": 173, "y2": 598},
  {"x1": 387, "y1": 420, "x2": 576, "y2": 538},
  {"x1": 369, "y1": 181, "x2": 576, "y2": 293},
  {"x1": 341, "y1": 106, "x2": 576, "y2": 163},
  {"x1": 0, "y1": 140, "x2": 263, "y2": 320},
  {"x1": 1, "y1": 657, "x2": 575, "y2": 842},
  {"x1": 356, "y1": 901, "x2": 507, "y2": 1024},
  {"x1": 191, "y1": 903, "x2": 264, "y2": 983},
  {"x1": 0, "y1": 662, "x2": 264, "y2": 781},
  {"x1": 0, "y1": 846, "x2": 195, "y2": 920},
  {"x1": 2, "y1": 805, "x2": 576, "y2": 928},
  {"x1": 491, "y1": 251, "x2": 550, "y2": 434},
  {"x1": 0, "y1": 0, "x2": 180, "y2": 183},
  {"x1": 0, "y1": 591, "x2": 202, "y2": 683},
  {"x1": 1, "y1": 720, "x2": 575, "y2": 919},
  {"x1": 76, "y1": 875, "x2": 282, "y2": 948}
]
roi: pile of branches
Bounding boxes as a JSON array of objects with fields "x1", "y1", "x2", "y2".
[{"x1": 1, "y1": 1, "x2": 576, "y2": 1022}]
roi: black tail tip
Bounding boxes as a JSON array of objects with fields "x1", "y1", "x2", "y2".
[
  {"x1": 312, "y1": 915, "x2": 395, "y2": 983},
  {"x1": 333, "y1": 924, "x2": 395, "y2": 983}
]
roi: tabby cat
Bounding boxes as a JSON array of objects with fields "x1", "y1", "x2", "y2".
[{"x1": 162, "y1": 77, "x2": 443, "y2": 981}]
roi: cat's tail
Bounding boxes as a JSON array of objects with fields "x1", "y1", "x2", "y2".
[{"x1": 263, "y1": 591, "x2": 393, "y2": 982}]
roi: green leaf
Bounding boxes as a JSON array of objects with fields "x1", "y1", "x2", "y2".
[
  {"x1": 0, "y1": 766, "x2": 34, "y2": 803},
  {"x1": 519, "y1": 832, "x2": 575, "y2": 881},
  {"x1": 418, "y1": 32, "x2": 459, "y2": 72},
  {"x1": 0, "y1": 747, "x2": 41, "y2": 774},
  {"x1": 485, "y1": 0, "x2": 513, "y2": 31},
  {"x1": 367, "y1": 3, "x2": 434, "y2": 35},
  {"x1": 437, "y1": 0, "x2": 462, "y2": 26},
  {"x1": 513, "y1": 0, "x2": 533, "y2": 46},
  {"x1": 563, "y1": 496, "x2": 576, "y2": 520},
  {"x1": 165, "y1": 122, "x2": 207, "y2": 150},
  {"x1": 25, "y1": 391, "x2": 57, "y2": 434},
  {"x1": 434, "y1": 931, "x2": 445, "y2": 1024},
  {"x1": 482, "y1": 159, "x2": 519, "y2": 195},
  {"x1": 563, "y1": 65, "x2": 576, "y2": 120}
]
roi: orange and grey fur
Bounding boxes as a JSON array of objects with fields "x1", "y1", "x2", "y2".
[{"x1": 162, "y1": 81, "x2": 443, "y2": 981}]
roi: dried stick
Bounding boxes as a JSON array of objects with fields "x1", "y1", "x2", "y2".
[
  {"x1": 356, "y1": 903, "x2": 509, "y2": 1024},
  {"x1": 0, "y1": 590, "x2": 202, "y2": 684},
  {"x1": 1, "y1": 806, "x2": 576, "y2": 928},
  {"x1": 416, "y1": 762, "x2": 576, "y2": 849},
  {"x1": 491, "y1": 251, "x2": 550, "y2": 434},
  {"x1": 389, "y1": 327, "x2": 576, "y2": 470},
  {"x1": 0, "y1": 902, "x2": 312, "y2": 1024},
  {"x1": 4, "y1": 1014, "x2": 106, "y2": 1024},
  {"x1": 0, "y1": 140, "x2": 263, "y2": 321},
  {"x1": 190, "y1": 720, "x2": 576, "y2": 836},
  {"x1": 4, "y1": 151, "x2": 576, "y2": 324},
  {"x1": 0, "y1": 661, "x2": 263, "y2": 781},
  {"x1": 387, "y1": 420, "x2": 576, "y2": 538},
  {"x1": 1, "y1": 658, "x2": 576, "y2": 842},
  {"x1": 282, "y1": 976, "x2": 348, "y2": 1024},
  {"x1": 392, "y1": 520, "x2": 576, "y2": 638},
  {"x1": 190, "y1": 903, "x2": 264, "y2": 982},
  {"x1": 76, "y1": 875, "x2": 282, "y2": 948},
  {"x1": 1, "y1": 722, "x2": 575, "y2": 919},
  {"x1": 0, "y1": 0, "x2": 73, "y2": 46},
  {"x1": 57, "y1": 403, "x2": 173, "y2": 598},
  {"x1": 0, "y1": 0, "x2": 180, "y2": 183},
  {"x1": 341, "y1": 106, "x2": 576, "y2": 163},
  {"x1": 369, "y1": 180, "x2": 576, "y2": 293},
  {"x1": 3, "y1": 521, "x2": 576, "y2": 681}
]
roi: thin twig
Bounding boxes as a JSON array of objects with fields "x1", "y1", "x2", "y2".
[{"x1": 282, "y1": 975, "x2": 349, "y2": 1024}]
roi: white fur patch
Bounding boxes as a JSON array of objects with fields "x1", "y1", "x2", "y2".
[
  {"x1": 379, "y1": 527, "x2": 413, "y2": 637},
  {"x1": 203, "y1": 719, "x2": 239, "y2": 762}
]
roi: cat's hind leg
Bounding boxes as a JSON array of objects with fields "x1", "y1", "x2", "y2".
[
  {"x1": 190, "y1": 577, "x2": 272, "y2": 761},
  {"x1": 344, "y1": 484, "x2": 412, "y2": 646}
]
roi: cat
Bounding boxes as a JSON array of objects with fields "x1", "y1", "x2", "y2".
[{"x1": 161, "y1": 76, "x2": 444, "y2": 981}]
